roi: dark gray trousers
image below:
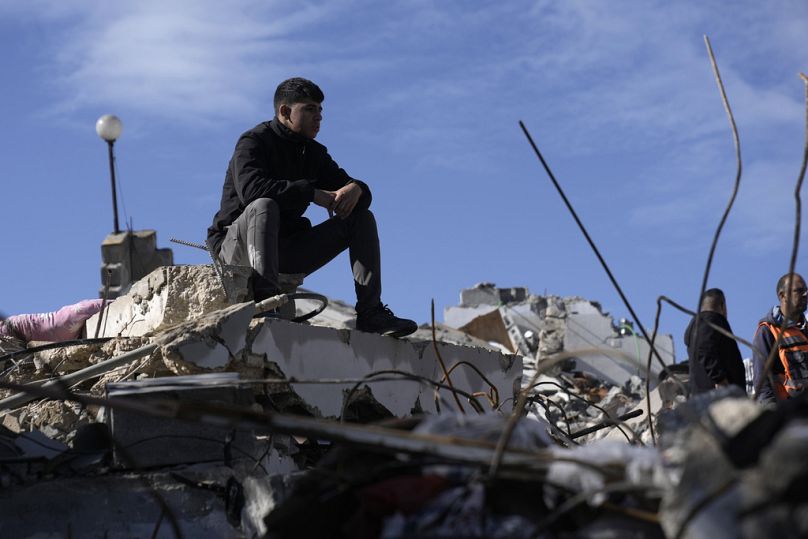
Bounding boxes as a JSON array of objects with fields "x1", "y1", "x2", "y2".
[{"x1": 218, "y1": 198, "x2": 382, "y2": 313}]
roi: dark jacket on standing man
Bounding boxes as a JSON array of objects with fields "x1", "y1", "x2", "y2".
[{"x1": 684, "y1": 311, "x2": 746, "y2": 394}]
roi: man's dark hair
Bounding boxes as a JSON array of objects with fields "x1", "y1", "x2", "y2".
[
  {"x1": 701, "y1": 288, "x2": 725, "y2": 311},
  {"x1": 776, "y1": 272, "x2": 803, "y2": 296},
  {"x1": 273, "y1": 77, "x2": 324, "y2": 113}
]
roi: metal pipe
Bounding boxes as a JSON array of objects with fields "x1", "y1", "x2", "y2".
[
  {"x1": 569, "y1": 409, "x2": 644, "y2": 440},
  {"x1": 108, "y1": 140, "x2": 120, "y2": 234}
]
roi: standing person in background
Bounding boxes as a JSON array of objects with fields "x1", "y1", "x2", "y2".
[
  {"x1": 753, "y1": 273, "x2": 808, "y2": 404},
  {"x1": 684, "y1": 288, "x2": 746, "y2": 395}
]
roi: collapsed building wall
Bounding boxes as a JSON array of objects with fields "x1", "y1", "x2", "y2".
[
  {"x1": 445, "y1": 283, "x2": 675, "y2": 388},
  {"x1": 79, "y1": 266, "x2": 523, "y2": 420},
  {"x1": 6, "y1": 269, "x2": 747, "y2": 538}
]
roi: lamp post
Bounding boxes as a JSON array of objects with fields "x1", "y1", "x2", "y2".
[{"x1": 95, "y1": 114, "x2": 123, "y2": 234}]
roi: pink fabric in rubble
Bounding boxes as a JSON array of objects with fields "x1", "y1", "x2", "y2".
[{"x1": 0, "y1": 299, "x2": 105, "y2": 342}]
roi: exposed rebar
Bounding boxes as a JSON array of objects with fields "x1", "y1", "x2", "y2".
[
  {"x1": 689, "y1": 35, "x2": 743, "y2": 392},
  {"x1": 754, "y1": 73, "x2": 808, "y2": 396},
  {"x1": 518, "y1": 120, "x2": 677, "y2": 379},
  {"x1": 0, "y1": 343, "x2": 157, "y2": 412},
  {"x1": 431, "y1": 299, "x2": 465, "y2": 413}
]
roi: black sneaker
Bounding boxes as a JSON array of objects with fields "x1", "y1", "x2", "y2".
[{"x1": 356, "y1": 304, "x2": 417, "y2": 338}]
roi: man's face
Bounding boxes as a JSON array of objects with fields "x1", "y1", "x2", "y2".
[
  {"x1": 780, "y1": 275, "x2": 808, "y2": 318},
  {"x1": 279, "y1": 99, "x2": 322, "y2": 139}
]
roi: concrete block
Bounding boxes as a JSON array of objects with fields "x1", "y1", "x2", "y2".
[
  {"x1": 250, "y1": 319, "x2": 521, "y2": 418},
  {"x1": 158, "y1": 302, "x2": 255, "y2": 374},
  {"x1": 155, "y1": 247, "x2": 173, "y2": 266},
  {"x1": 97, "y1": 296, "x2": 520, "y2": 420},
  {"x1": 101, "y1": 230, "x2": 159, "y2": 263},
  {"x1": 444, "y1": 304, "x2": 498, "y2": 328},
  {"x1": 459, "y1": 283, "x2": 528, "y2": 307},
  {"x1": 107, "y1": 373, "x2": 260, "y2": 468},
  {"x1": 99, "y1": 230, "x2": 174, "y2": 298},
  {"x1": 565, "y1": 310, "x2": 674, "y2": 384},
  {"x1": 101, "y1": 262, "x2": 129, "y2": 288},
  {"x1": 86, "y1": 265, "x2": 238, "y2": 338}
]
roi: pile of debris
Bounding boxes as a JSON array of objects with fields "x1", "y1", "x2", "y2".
[
  {"x1": 1, "y1": 273, "x2": 805, "y2": 538},
  {"x1": 442, "y1": 283, "x2": 685, "y2": 445}
]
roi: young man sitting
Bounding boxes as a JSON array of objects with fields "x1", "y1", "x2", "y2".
[{"x1": 207, "y1": 77, "x2": 417, "y2": 337}]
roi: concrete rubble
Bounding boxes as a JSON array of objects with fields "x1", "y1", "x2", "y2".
[
  {"x1": 445, "y1": 282, "x2": 676, "y2": 386},
  {"x1": 99, "y1": 229, "x2": 174, "y2": 298},
  {"x1": 1, "y1": 270, "x2": 805, "y2": 538}
]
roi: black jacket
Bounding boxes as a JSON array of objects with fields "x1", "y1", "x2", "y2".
[
  {"x1": 684, "y1": 311, "x2": 746, "y2": 394},
  {"x1": 207, "y1": 118, "x2": 372, "y2": 255}
]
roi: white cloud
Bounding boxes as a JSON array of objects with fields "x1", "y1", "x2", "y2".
[
  {"x1": 6, "y1": 0, "x2": 804, "y2": 136},
  {"x1": 6, "y1": 0, "x2": 342, "y2": 123},
  {"x1": 4, "y1": 0, "x2": 806, "y2": 203}
]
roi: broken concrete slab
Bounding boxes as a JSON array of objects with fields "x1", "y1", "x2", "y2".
[
  {"x1": 107, "y1": 373, "x2": 267, "y2": 469},
  {"x1": 89, "y1": 295, "x2": 520, "y2": 419},
  {"x1": 565, "y1": 299, "x2": 674, "y2": 382},
  {"x1": 446, "y1": 285, "x2": 675, "y2": 388},
  {"x1": 157, "y1": 302, "x2": 255, "y2": 374},
  {"x1": 409, "y1": 323, "x2": 511, "y2": 353},
  {"x1": 251, "y1": 318, "x2": 521, "y2": 418},
  {"x1": 459, "y1": 282, "x2": 529, "y2": 307},
  {"x1": 294, "y1": 293, "x2": 506, "y2": 353},
  {"x1": 459, "y1": 308, "x2": 515, "y2": 353},
  {"x1": 86, "y1": 264, "x2": 242, "y2": 338}
]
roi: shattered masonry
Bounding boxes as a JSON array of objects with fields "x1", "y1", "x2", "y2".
[{"x1": 2, "y1": 271, "x2": 806, "y2": 538}]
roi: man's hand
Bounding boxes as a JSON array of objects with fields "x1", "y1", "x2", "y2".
[
  {"x1": 332, "y1": 182, "x2": 362, "y2": 219},
  {"x1": 313, "y1": 189, "x2": 336, "y2": 213}
]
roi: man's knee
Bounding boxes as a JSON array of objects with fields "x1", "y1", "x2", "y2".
[
  {"x1": 348, "y1": 208, "x2": 377, "y2": 230},
  {"x1": 245, "y1": 198, "x2": 281, "y2": 225},
  {"x1": 246, "y1": 197, "x2": 280, "y2": 214}
]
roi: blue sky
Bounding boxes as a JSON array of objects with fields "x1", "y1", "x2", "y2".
[{"x1": 1, "y1": 0, "x2": 806, "y2": 361}]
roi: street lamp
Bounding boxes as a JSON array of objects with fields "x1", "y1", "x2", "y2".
[{"x1": 96, "y1": 114, "x2": 123, "y2": 234}]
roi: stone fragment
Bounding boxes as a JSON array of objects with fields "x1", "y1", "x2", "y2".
[
  {"x1": 24, "y1": 400, "x2": 90, "y2": 443},
  {"x1": 2, "y1": 413, "x2": 21, "y2": 433},
  {"x1": 34, "y1": 342, "x2": 105, "y2": 374},
  {"x1": 459, "y1": 283, "x2": 528, "y2": 307},
  {"x1": 158, "y1": 302, "x2": 254, "y2": 374},
  {"x1": 86, "y1": 264, "x2": 241, "y2": 338}
]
